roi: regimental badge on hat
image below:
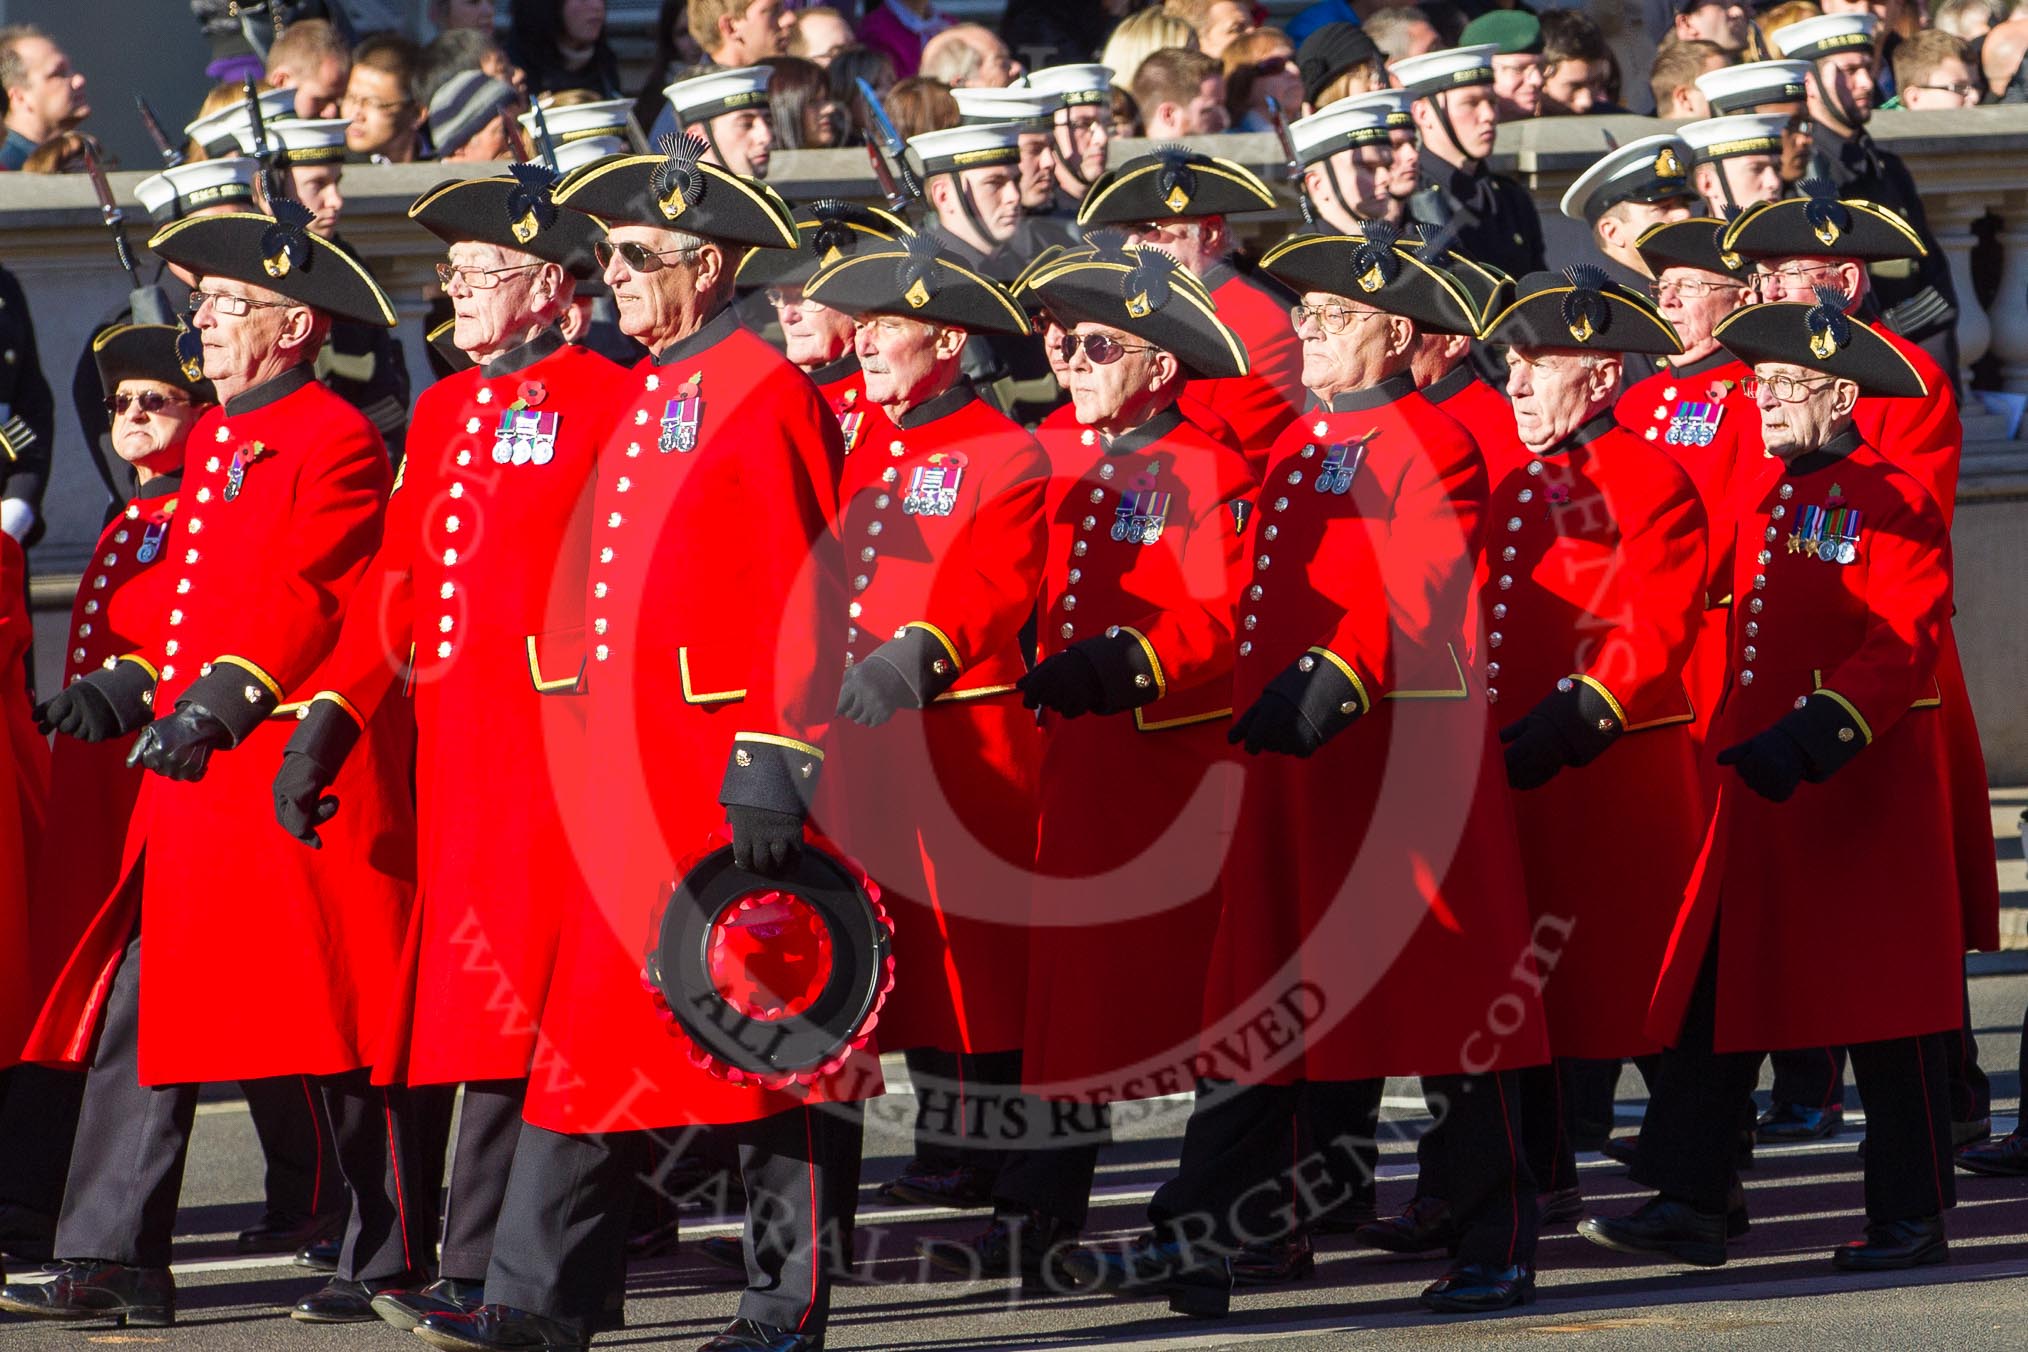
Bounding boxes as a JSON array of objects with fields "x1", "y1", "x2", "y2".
[
  {"x1": 506, "y1": 161, "x2": 561, "y2": 244},
  {"x1": 643, "y1": 832, "x2": 894, "y2": 1090},
  {"x1": 651, "y1": 131, "x2": 710, "y2": 222},
  {"x1": 1806, "y1": 285, "x2": 1850, "y2": 359},
  {"x1": 260, "y1": 201, "x2": 314, "y2": 279},
  {"x1": 896, "y1": 231, "x2": 940, "y2": 310},
  {"x1": 1351, "y1": 221, "x2": 1402, "y2": 293},
  {"x1": 1118, "y1": 240, "x2": 1172, "y2": 317},
  {"x1": 1154, "y1": 145, "x2": 1196, "y2": 215},
  {"x1": 1801, "y1": 177, "x2": 1848, "y2": 248},
  {"x1": 1561, "y1": 265, "x2": 1611, "y2": 344}
]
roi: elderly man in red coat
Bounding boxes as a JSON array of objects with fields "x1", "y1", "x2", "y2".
[
  {"x1": 1582, "y1": 297, "x2": 1961, "y2": 1273},
  {"x1": 0, "y1": 208, "x2": 428, "y2": 1328},
  {"x1": 1077, "y1": 147, "x2": 1305, "y2": 477}
]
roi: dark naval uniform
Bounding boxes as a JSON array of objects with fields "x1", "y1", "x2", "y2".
[{"x1": 1409, "y1": 150, "x2": 1547, "y2": 282}]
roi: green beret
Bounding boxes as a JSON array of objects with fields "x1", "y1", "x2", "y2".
[{"x1": 1459, "y1": 11, "x2": 1543, "y2": 56}]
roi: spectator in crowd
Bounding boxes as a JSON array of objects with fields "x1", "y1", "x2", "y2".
[
  {"x1": 828, "y1": 44, "x2": 898, "y2": 102},
  {"x1": 18, "y1": 128, "x2": 97, "y2": 174},
  {"x1": 1651, "y1": 37, "x2": 1730, "y2": 117},
  {"x1": 764, "y1": 54, "x2": 849, "y2": 147},
  {"x1": 790, "y1": 7, "x2": 856, "y2": 66},
  {"x1": 1295, "y1": 22, "x2": 1387, "y2": 111},
  {"x1": 1540, "y1": 10, "x2": 1613, "y2": 116},
  {"x1": 1676, "y1": 0, "x2": 1752, "y2": 54},
  {"x1": 267, "y1": 19, "x2": 352, "y2": 119},
  {"x1": 1133, "y1": 47, "x2": 1230, "y2": 138},
  {"x1": 1761, "y1": 2, "x2": 1828, "y2": 41},
  {"x1": 1363, "y1": 6, "x2": 1444, "y2": 63},
  {"x1": 1111, "y1": 83, "x2": 1141, "y2": 137},
  {"x1": 1981, "y1": 16, "x2": 2028, "y2": 98},
  {"x1": 632, "y1": 0, "x2": 708, "y2": 137},
  {"x1": 1223, "y1": 28, "x2": 1301, "y2": 133},
  {"x1": 860, "y1": 0, "x2": 956, "y2": 80},
  {"x1": 424, "y1": 27, "x2": 528, "y2": 103},
  {"x1": 921, "y1": 23, "x2": 1020, "y2": 87},
  {"x1": 1936, "y1": 0, "x2": 2007, "y2": 42},
  {"x1": 427, "y1": 70, "x2": 522, "y2": 160},
  {"x1": 342, "y1": 32, "x2": 424, "y2": 162},
  {"x1": 887, "y1": 73, "x2": 960, "y2": 141},
  {"x1": 0, "y1": 25, "x2": 89, "y2": 172},
  {"x1": 1167, "y1": 0, "x2": 1254, "y2": 60},
  {"x1": 1462, "y1": 11, "x2": 1546, "y2": 120},
  {"x1": 1891, "y1": 28, "x2": 1983, "y2": 107},
  {"x1": 1002, "y1": 0, "x2": 1136, "y2": 69},
  {"x1": 430, "y1": 0, "x2": 499, "y2": 33},
  {"x1": 1100, "y1": 8, "x2": 1198, "y2": 92},
  {"x1": 509, "y1": 0, "x2": 623, "y2": 97}
]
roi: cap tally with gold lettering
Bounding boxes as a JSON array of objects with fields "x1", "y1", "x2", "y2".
[
  {"x1": 135, "y1": 158, "x2": 259, "y2": 224},
  {"x1": 1696, "y1": 60, "x2": 1812, "y2": 115},
  {"x1": 1390, "y1": 43, "x2": 1497, "y2": 99},
  {"x1": 1771, "y1": 12, "x2": 1879, "y2": 63},
  {"x1": 664, "y1": 65, "x2": 773, "y2": 126}
]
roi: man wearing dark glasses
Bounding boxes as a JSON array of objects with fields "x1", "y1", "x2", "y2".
[{"x1": 1076, "y1": 147, "x2": 1305, "y2": 478}]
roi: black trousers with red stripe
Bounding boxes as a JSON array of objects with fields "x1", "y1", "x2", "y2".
[
  {"x1": 51, "y1": 932, "x2": 433, "y2": 1280},
  {"x1": 486, "y1": 1103, "x2": 863, "y2": 1336},
  {"x1": 1637, "y1": 937, "x2": 1956, "y2": 1223},
  {"x1": 1147, "y1": 1076, "x2": 1537, "y2": 1268}
]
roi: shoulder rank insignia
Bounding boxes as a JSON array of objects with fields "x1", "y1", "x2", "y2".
[
  {"x1": 1666, "y1": 400, "x2": 1723, "y2": 446},
  {"x1": 902, "y1": 452, "x2": 966, "y2": 516}
]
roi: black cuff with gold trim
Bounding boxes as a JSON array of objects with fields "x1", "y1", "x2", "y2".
[
  {"x1": 719, "y1": 734, "x2": 825, "y2": 818},
  {"x1": 1776, "y1": 693, "x2": 1867, "y2": 782},
  {"x1": 864, "y1": 625, "x2": 962, "y2": 707},
  {"x1": 284, "y1": 696, "x2": 364, "y2": 775},
  {"x1": 179, "y1": 658, "x2": 282, "y2": 745},
  {"x1": 1074, "y1": 631, "x2": 1160, "y2": 714},
  {"x1": 1266, "y1": 650, "x2": 1365, "y2": 747},
  {"x1": 86, "y1": 658, "x2": 161, "y2": 735},
  {"x1": 1534, "y1": 678, "x2": 1623, "y2": 767}
]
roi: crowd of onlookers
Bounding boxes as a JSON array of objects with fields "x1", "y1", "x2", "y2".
[{"x1": 2, "y1": 0, "x2": 2025, "y2": 185}]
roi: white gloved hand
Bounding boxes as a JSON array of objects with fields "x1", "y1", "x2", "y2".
[{"x1": 0, "y1": 498, "x2": 34, "y2": 541}]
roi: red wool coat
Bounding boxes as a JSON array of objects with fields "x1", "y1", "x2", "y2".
[
  {"x1": 1648, "y1": 431, "x2": 1965, "y2": 1051},
  {"x1": 521, "y1": 309, "x2": 877, "y2": 1133},
  {"x1": 1193, "y1": 266, "x2": 1305, "y2": 477},
  {"x1": 812, "y1": 386, "x2": 1047, "y2": 1057},
  {"x1": 314, "y1": 335, "x2": 629, "y2": 1087},
  {"x1": 19, "y1": 481, "x2": 179, "y2": 1066},
  {"x1": 0, "y1": 534, "x2": 48, "y2": 1063},
  {"x1": 1021, "y1": 408, "x2": 1255, "y2": 1099},
  {"x1": 1615, "y1": 350, "x2": 1761, "y2": 758},
  {"x1": 1205, "y1": 376, "x2": 1549, "y2": 1083},
  {"x1": 1477, "y1": 413, "x2": 1708, "y2": 1060},
  {"x1": 122, "y1": 368, "x2": 416, "y2": 1085}
]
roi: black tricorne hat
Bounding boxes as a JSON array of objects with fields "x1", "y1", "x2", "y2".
[
  {"x1": 1713, "y1": 293, "x2": 1927, "y2": 398},
  {"x1": 1718, "y1": 180, "x2": 1926, "y2": 264},
  {"x1": 551, "y1": 133, "x2": 798, "y2": 249},
  {"x1": 409, "y1": 166, "x2": 608, "y2": 278},
  {"x1": 1635, "y1": 216, "x2": 1750, "y2": 278},
  {"x1": 735, "y1": 200, "x2": 913, "y2": 290},
  {"x1": 1261, "y1": 223, "x2": 1486, "y2": 337},
  {"x1": 1481, "y1": 265, "x2": 1684, "y2": 355},
  {"x1": 146, "y1": 204, "x2": 398, "y2": 328},
  {"x1": 1076, "y1": 146, "x2": 1279, "y2": 226},
  {"x1": 1025, "y1": 237, "x2": 1248, "y2": 378},
  {"x1": 93, "y1": 323, "x2": 216, "y2": 402},
  {"x1": 804, "y1": 233, "x2": 1031, "y2": 336}
]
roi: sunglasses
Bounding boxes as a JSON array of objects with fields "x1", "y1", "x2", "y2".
[
  {"x1": 1055, "y1": 332, "x2": 1156, "y2": 365},
  {"x1": 593, "y1": 240, "x2": 701, "y2": 273},
  {"x1": 105, "y1": 390, "x2": 192, "y2": 415}
]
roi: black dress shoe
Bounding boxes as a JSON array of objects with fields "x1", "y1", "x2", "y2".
[
  {"x1": 1230, "y1": 1232, "x2": 1314, "y2": 1286},
  {"x1": 292, "y1": 1276, "x2": 405, "y2": 1323},
  {"x1": 1420, "y1": 1262, "x2": 1534, "y2": 1314},
  {"x1": 880, "y1": 1164, "x2": 997, "y2": 1210},
  {"x1": 1579, "y1": 1195, "x2": 1727, "y2": 1267},
  {"x1": 698, "y1": 1317, "x2": 823, "y2": 1351},
  {"x1": 1538, "y1": 1185, "x2": 1584, "y2": 1226},
  {"x1": 237, "y1": 1209, "x2": 343, "y2": 1255},
  {"x1": 1308, "y1": 1186, "x2": 1378, "y2": 1235},
  {"x1": 0, "y1": 1259, "x2": 174, "y2": 1325},
  {"x1": 1353, "y1": 1195, "x2": 1459, "y2": 1256},
  {"x1": 1062, "y1": 1232, "x2": 1232, "y2": 1317},
  {"x1": 372, "y1": 1277, "x2": 485, "y2": 1332},
  {"x1": 1952, "y1": 1117, "x2": 1992, "y2": 1152},
  {"x1": 1756, "y1": 1101, "x2": 1844, "y2": 1143},
  {"x1": 1957, "y1": 1128, "x2": 2028, "y2": 1177},
  {"x1": 414, "y1": 1302, "x2": 590, "y2": 1351},
  {"x1": 295, "y1": 1234, "x2": 340, "y2": 1272},
  {"x1": 917, "y1": 1210, "x2": 1082, "y2": 1291},
  {"x1": 1831, "y1": 1215, "x2": 1947, "y2": 1271}
]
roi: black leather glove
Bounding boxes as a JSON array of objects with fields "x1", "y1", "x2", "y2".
[
  {"x1": 1228, "y1": 652, "x2": 1364, "y2": 758},
  {"x1": 36, "y1": 681, "x2": 125, "y2": 742},
  {"x1": 1499, "y1": 715, "x2": 1571, "y2": 790},
  {"x1": 127, "y1": 704, "x2": 234, "y2": 782},
  {"x1": 273, "y1": 753, "x2": 340, "y2": 848},
  {"x1": 726, "y1": 803, "x2": 804, "y2": 877},
  {"x1": 835, "y1": 656, "x2": 918, "y2": 728},
  {"x1": 1716, "y1": 726, "x2": 1809, "y2": 803},
  {"x1": 1500, "y1": 679, "x2": 1624, "y2": 791},
  {"x1": 1018, "y1": 647, "x2": 1105, "y2": 717}
]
